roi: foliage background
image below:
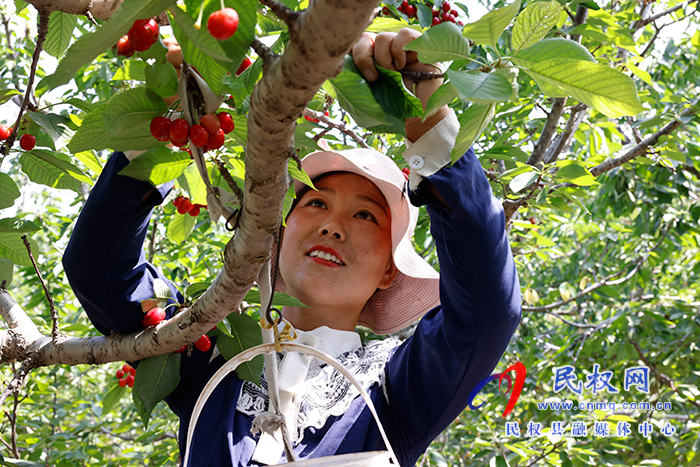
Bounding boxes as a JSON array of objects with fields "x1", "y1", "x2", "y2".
[{"x1": 0, "y1": 0, "x2": 698, "y2": 465}]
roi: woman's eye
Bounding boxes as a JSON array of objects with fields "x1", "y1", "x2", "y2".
[
  {"x1": 355, "y1": 211, "x2": 376, "y2": 222},
  {"x1": 308, "y1": 199, "x2": 326, "y2": 208}
]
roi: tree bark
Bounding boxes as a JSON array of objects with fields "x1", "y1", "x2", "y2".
[
  {"x1": 25, "y1": 0, "x2": 124, "y2": 20},
  {"x1": 1, "y1": 0, "x2": 381, "y2": 369}
]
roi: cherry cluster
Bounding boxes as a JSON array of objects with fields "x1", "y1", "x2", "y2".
[
  {"x1": 172, "y1": 195, "x2": 207, "y2": 217},
  {"x1": 384, "y1": 1, "x2": 462, "y2": 27},
  {"x1": 304, "y1": 110, "x2": 330, "y2": 124},
  {"x1": 2, "y1": 123, "x2": 37, "y2": 151},
  {"x1": 116, "y1": 18, "x2": 159, "y2": 57},
  {"x1": 116, "y1": 363, "x2": 136, "y2": 388},
  {"x1": 149, "y1": 112, "x2": 234, "y2": 150},
  {"x1": 175, "y1": 334, "x2": 211, "y2": 354}
]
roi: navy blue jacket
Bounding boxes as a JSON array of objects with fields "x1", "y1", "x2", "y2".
[{"x1": 63, "y1": 148, "x2": 521, "y2": 466}]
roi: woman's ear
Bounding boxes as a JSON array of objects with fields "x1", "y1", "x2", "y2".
[{"x1": 377, "y1": 260, "x2": 398, "y2": 290}]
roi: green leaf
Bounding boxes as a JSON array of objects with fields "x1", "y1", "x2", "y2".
[
  {"x1": 38, "y1": 0, "x2": 178, "y2": 92},
  {"x1": 0, "y1": 218, "x2": 40, "y2": 267},
  {"x1": 447, "y1": 69, "x2": 513, "y2": 102},
  {"x1": 185, "y1": 282, "x2": 210, "y2": 300},
  {"x1": 288, "y1": 161, "x2": 315, "y2": 189},
  {"x1": 132, "y1": 353, "x2": 181, "y2": 430},
  {"x1": 509, "y1": 170, "x2": 538, "y2": 193},
  {"x1": 511, "y1": 1, "x2": 561, "y2": 53},
  {"x1": 44, "y1": 11, "x2": 77, "y2": 58},
  {"x1": 27, "y1": 112, "x2": 75, "y2": 150},
  {"x1": 0, "y1": 258, "x2": 12, "y2": 286},
  {"x1": 512, "y1": 38, "x2": 595, "y2": 68},
  {"x1": 424, "y1": 82, "x2": 459, "y2": 120},
  {"x1": 462, "y1": 0, "x2": 521, "y2": 48},
  {"x1": 112, "y1": 60, "x2": 148, "y2": 81},
  {"x1": 212, "y1": 312, "x2": 263, "y2": 384},
  {"x1": 168, "y1": 6, "x2": 232, "y2": 62},
  {"x1": 0, "y1": 89, "x2": 22, "y2": 105},
  {"x1": 365, "y1": 18, "x2": 422, "y2": 34},
  {"x1": 145, "y1": 60, "x2": 179, "y2": 98},
  {"x1": 177, "y1": 163, "x2": 208, "y2": 205},
  {"x1": 73, "y1": 151, "x2": 103, "y2": 176},
  {"x1": 244, "y1": 289, "x2": 308, "y2": 308},
  {"x1": 554, "y1": 160, "x2": 598, "y2": 186},
  {"x1": 166, "y1": 212, "x2": 196, "y2": 243},
  {"x1": 19, "y1": 150, "x2": 84, "y2": 192},
  {"x1": 404, "y1": 22, "x2": 471, "y2": 63},
  {"x1": 102, "y1": 380, "x2": 128, "y2": 414},
  {"x1": 0, "y1": 459, "x2": 48, "y2": 467},
  {"x1": 328, "y1": 62, "x2": 390, "y2": 129},
  {"x1": 524, "y1": 58, "x2": 644, "y2": 117},
  {"x1": 0, "y1": 174, "x2": 20, "y2": 210},
  {"x1": 368, "y1": 66, "x2": 424, "y2": 120},
  {"x1": 451, "y1": 103, "x2": 495, "y2": 163},
  {"x1": 119, "y1": 146, "x2": 192, "y2": 186},
  {"x1": 102, "y1": 87, "x2": 167, "y2": 137},
  {"x1": 171, "y1": 25, "x2": 228, "y2": 95}
]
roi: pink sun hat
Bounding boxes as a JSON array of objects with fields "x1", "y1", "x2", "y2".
[{"x1": 274, "y1": 147, "x2": 440, "y2": 335}]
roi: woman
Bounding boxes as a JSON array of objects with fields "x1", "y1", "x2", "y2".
[{"x1": 63, "y1": 29, "x2": 521, "y2": 466}]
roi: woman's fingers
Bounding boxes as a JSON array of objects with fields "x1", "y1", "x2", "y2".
[
  {"x1": 390, "y1": 28, "x2": 422, "y2": 70},
  {"x1": 352, "y1": 32, "x2": 378, "y2": 82}
]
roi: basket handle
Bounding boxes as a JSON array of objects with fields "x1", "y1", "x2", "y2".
[{"x1": 183, "y1": 342, "x2": 398, "y2": 466}]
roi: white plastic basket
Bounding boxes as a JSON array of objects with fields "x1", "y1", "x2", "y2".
[{"x1": 183, "y1": 342, "x2": 397, "y2": 467}]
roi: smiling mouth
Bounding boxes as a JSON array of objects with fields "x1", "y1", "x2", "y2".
[{"x1": 307, "y1": 249, "x2": 345, "y2": 266}]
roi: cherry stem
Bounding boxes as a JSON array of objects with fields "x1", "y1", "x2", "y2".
[
  {"x1": 220, "y1": 0, "x2": 226, "y2": 11},
  {"x1": 195, "y1": 2, "x2": 205, "y2": 28}
]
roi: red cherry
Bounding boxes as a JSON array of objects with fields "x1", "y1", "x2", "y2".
[
  {"x1": 177, "y1": 205, "x2": 188, "y2": 215},
  {"x1": 169, "y1": 118, "x2": 190, "y2": 146},
  {"x1": 122, "y1": 363, "x2": 131, "y2": 373},
  {"x1": 175, "y1": 345, "x2": 188, "y2": 353},
  {"x1": 442, "y1": 2, "x2": 452, "y2": 12},
  {"x1": 125, "y1": 375, "x2": 135, "y2": 387},
  {"x1": 236, "y1": 57, "x2": 252, "y2": 76},
  {"x1": 129, "y1": 366, "x2": 136, "y2": 376},
  {"x1": 188, "y1": 206, "x2": 201, "y2": 217},
  {"x1": 119, "y1": 378, "x2": 127, "y2": 387},
  {"x1": 405, "y1": 4, "x2": 416, "y2": 17},
  {"x1": 0, "y1": 124, "x2": 11, "y2": 140},
  {"x1": 205, "y1": 128, "x2": 225, "y2": 150},
  {"x1": 529, "y1": 217, "x2": 536, "y2": 225},
  {"x1": 324, "y1": 111, "x2": 330, "y2": 117},
  {"x1": 19, "y1": 134, "x2": 35, "y2": 151},
  {"x1": 150, "y1": 116, "x2": 171, "y2": 142},
  {"x1": 189, "y1": 124, "x2": 210, "y2": 147},
  {"x1": 402, "y1": 167, "x2": 411, "y2": 180},
  {"x1": 128, "y1": 18, "x2": 159, "y2": 52},
  {"x1": 399, "y1": 0, "x2": 408, "y2": 11},
  {"x1": 433, "y1": 8, "x2": 440, "y2": 17},
  {"x1": 207, "y1": 8, "x2": 239, "y2": 41},
  {"x1": 451, "y1": 9, "x2": 459, "y2": 16},
  {"x1": 432, "y1": 16, "x2": 442, "y2": 26},
  {"x1": 382, "y1": 6, "x2": 390, "y2": 15},
  {"x1": 116, "y1": 36, "x2": 134, "y2": 57},
  {"x1": 182, "y1": 198, "x2": 193, "y2": 212},
  {"x1": 194, "y1": 334, "x2": 211, "y2": 352},
  {"x1": 116, "y1": 369, "x2": 125, "y2": 379},
  {"x1": 173, "y1": 195, "x2": 185, "y2": 207},
  {"x1": 142, "y1": 307, "x2": 166, "y2": 327},
  {"x1": 217, "y1": 112, "x2": 234, "y2": 134},
  {"x1": 200, "y1": 113, "x2": 220, "y2": 134},
  {"x1": 441, "y1": 12, "x2": 455, "y2": 22}
]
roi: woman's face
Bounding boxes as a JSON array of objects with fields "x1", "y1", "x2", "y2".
[{"x1": 279, "y1": 172, "x2": 397, "y2": 315}]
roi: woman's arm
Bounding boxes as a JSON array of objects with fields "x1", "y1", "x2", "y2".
[{"x1": 62, "y1": 152, "x2": 182, "y2": 335}]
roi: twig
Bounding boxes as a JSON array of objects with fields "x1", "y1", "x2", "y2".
[
  {"x1": 401, "y1": 70, "x2": 445, "y2": 83},
  {"x1": 527, "y1": 439, "x2": 566, "y2": 466},
  {"x1": 523, "y1": 228, "x2": 669, "y2": 312},
  {"x1": 570, "y1": 5, "x2": 589, "y2": 44},
  {"x1": 1, "y1": 9, "x2": 49, "y2": 161},
  {"x1": 629, "y1": 340, "x2": 700, "y2": 408},
  {"x1": 258, "y1": 0, "x2": 299, "y2": 27},
  {"x1": 304, "y1": 108, "x2": 370, "y2": 149},
  {"x1": 214, "y1": 158, "x2": 245, "y2": 202},
  {"x1": 21, "y1": 235, "x2": 60, "y2": 342},
  {"x1": 543, "y1": 104, "x2": 587, "y2": 164},
  {"x1": 0, "y1": 359, "x2": 37, "y2": 408},
  {"x1": 251, "y1": 38, "x2": 278, "y2": 67},
  {"x1": 640, "y1": 23, "x2": 663, "y2": 57},
  {"x1": 633, "y1": 0, "x2": 699, "y2": 29}
]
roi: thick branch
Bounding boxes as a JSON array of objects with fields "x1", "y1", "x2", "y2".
[{"x1": 25, "y1": 0, "x2": 124, "y2": 20}]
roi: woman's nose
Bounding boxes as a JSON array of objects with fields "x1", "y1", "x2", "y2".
[{"x1": 318, "y1": 216, "x2": 345, "y2": 240}]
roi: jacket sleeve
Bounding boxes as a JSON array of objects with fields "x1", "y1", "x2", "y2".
[
  {"x1": 63, "y1": 151, "x2": 183, "y2": 336},
  {"x1": 383, "y1": 146, "x2": 522, "y2": 460}
]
